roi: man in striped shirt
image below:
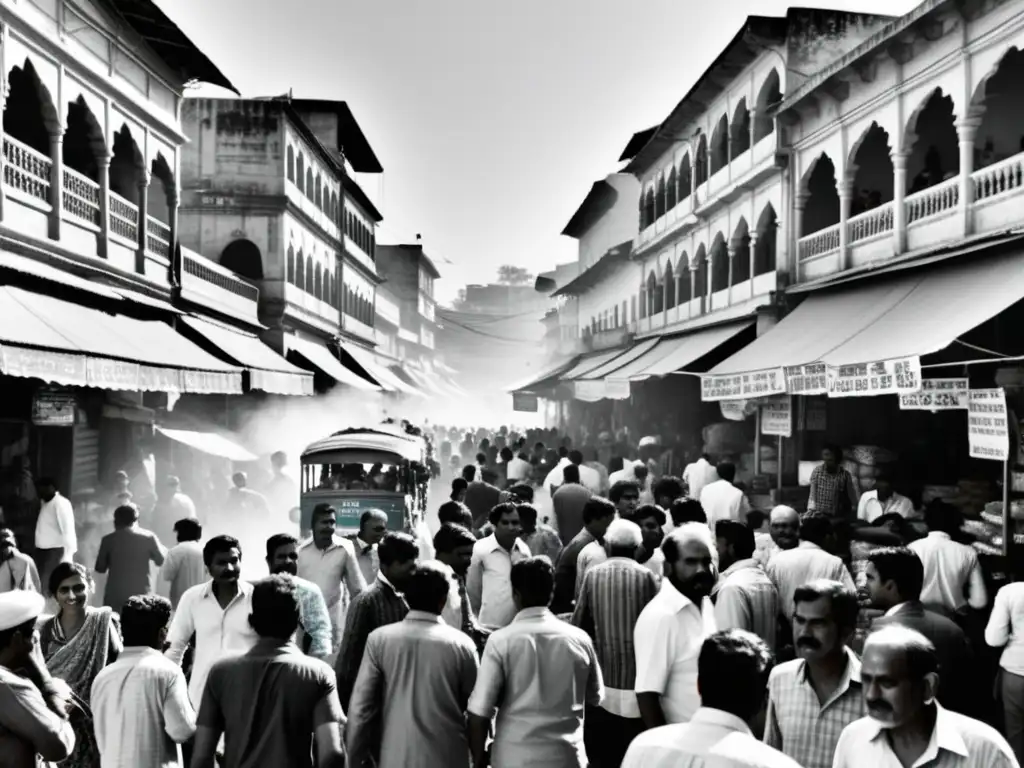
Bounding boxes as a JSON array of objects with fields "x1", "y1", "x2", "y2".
[
  {"x1": 713, "y1": 520, "x2": 779, "y2": 651},
  {"x1": 572, "y1": 519, "x2": 659, "y2": 768}
]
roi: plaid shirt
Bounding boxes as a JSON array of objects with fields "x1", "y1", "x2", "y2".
[
  {"x1": 763, "y1": 647, "x2": 865, "y2": 768},
  {"x1": 807, "y1": 465, "x2": 859, "y2": 518}
]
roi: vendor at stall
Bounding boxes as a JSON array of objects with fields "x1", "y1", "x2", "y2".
[
  {"x1": 856, "y1": 473, "x2": 915, "y2": 523},
  {"x1": 807, "y1": 444, "x2": 860, "y2": 519}
]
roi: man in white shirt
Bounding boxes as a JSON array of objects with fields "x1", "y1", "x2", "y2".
[
  {"x1": 92, "y1": 594, "x2": 195, "y2": 767},
  {"x1": 164, "y1": 535, "x2": 259, "y2": 707},
  {"x1": 466, "y1": 503, "x2": 532, "y2": 629},
  {"x1": 503, "y1": 447, "x2": 531, "y2": 484},
  {"x1": 634, "y1": 523, "x2": 718, "y2": 727},
  {"x1": 622, "y1": 629, "x2": 801, "y2": 768},
  {"x1": 857, "y1": 474, "x2": 914, "y2": 523},
  {"x1": 682, "y1": 454, "x2": 719, "y2": 501},
  {"x1": 546, "y1": 451, "x2": 602, "y2": 494},
  {"x1": 160, "y1": 518, "x2": 207, "y2": 610},
  {"x1": 699, "y1": 461, "x2": 751, "y2": 529},
  {"x1": 834, "y1": 625, "x2": 1017, "y2": 768},
  {"x1": 32, "y1": 478, "x2": 77, "y2": 595},
  {"x1": 909, "y1": 501, "x2": 987, "y2": 617}
]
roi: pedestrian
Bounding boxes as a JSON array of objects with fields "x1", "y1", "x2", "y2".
[
  {"x1": 265, "y1": 533, "x2": 333, "y2": 658},
  {"x1": 428, "y1": 523, "x2": 487, "y2": 648},
  {"x1": 94, "y1": 504, "x2": 166, "y2": 611},
  {"x1": 909, "y1": 500, "x2": 988, "y2": 619},
  {"x1": 0, "y1": 590, "x2": 76, "y2": 766},
  {"x1": 192, "y1": 575, "x2": 346, "y2": 768},
  {"x1": 466, "y1": 502, "x2": 531, "y2": 629},
  {"x1": 0, "y1": 528, "x2": 40, "y2": 593},
  {"x1": 91, "y1": 595, "x2": 195, "y2": 767},
  {"x1": 160, "y1": 518, "x2": 206, "y2": 610},
  {"x1": 346, "y1": 509, "x2": 388, "y2": 586},
  {"x1": 33, "y1": 477, "x2": 76, "y2": 596},
  {"x1": 518, "y1": 503, "x2": 561, "y2": 563},
  {"x1": 335, "y1": 531, "x2": 418, "y2": 708},
  {"x1": 806, "y1": 444, "x2": 859, "y2": 518},
  {"x1": 712, "y1": 520, "x2": 779, "y2": 651},
  {"x1": 700, "y1": 462, "x2": 751, "y2": 528},
  {"x1": 467, "y1": 557, "x2": 604, "y2": 768},
  {"x1": 552, "y1": 497, "x2": 616, "y2": 615},
  {"x1": 551, "y1": 465, "x2": 593, "y2": 544},
  {"x1": 346, "y1": 563, "x2": 479, "y2": 768}
]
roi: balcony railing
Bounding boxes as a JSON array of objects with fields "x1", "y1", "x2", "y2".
[
  {"x1": 62, "y1": 167, "x2": 100, "y2": 225},
  {"x1": 906, "y1": 176, "x2": 958, "y2": 225},
  {"x1": 848, "y1": 201, "x2": 893, "y2": 245},
  {"x1": 798, "y1": 223, "x2": 841, "y2": 261},
  {"x1": 109, "y1": 192, "x2": 138, "y2": 242},
  {"x1": 182, "y1": 249, "x2": 259, "y2": 303},
  {"x1": 3, "y1": 136, "x2": 51, "y2": 203},
  {"x1": 974, "y1": 153, "x2": 1024, "y2": 202},
  {"x1": 146, "y1": 216, "x2": 171, "y2": 259}
]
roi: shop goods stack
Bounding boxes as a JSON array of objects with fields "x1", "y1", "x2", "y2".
[{"x1": 842, "y1": 444, "x2": 898, "y2": 495}]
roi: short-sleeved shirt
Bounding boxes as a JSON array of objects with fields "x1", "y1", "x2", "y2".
[
  {"x1": 96, "y1": 526, "x2": 165, "y2": 611},
  {"x1": 160, "y1": 541, "x2": 207, "y2": 609},
  {"x1": 197, "y1": 639, "x2": 345, "y2": 768}
]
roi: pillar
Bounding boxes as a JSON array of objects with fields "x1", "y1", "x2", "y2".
[
  {"x1": 136, "y1": 170, "x2": 150, "y2": 274},
  {"x1": 891, "y1": 151, "x2": 907, "y2": 255},
  {"x1": 838, "y1": 176, "x2": 853, "y2": 271},
  {"x1": 749, "y1": 108, "x2": 759, "y2": 150},
  {"x1": 0, "y1": 79, "x2": 7, "y2": 223},
  {"x1": 706, "y1": 250, "x2": 714, "y2": 310},
  {"x1": 956, "y1": 116, "x2": 981, "y2": 238},
  {"x1": 48, "y1": 130, "x2": 64, "y2": 241},
  {"x1": 727, "y1": 244, "x2": 737, "y2": 304},
  {"x1": 689, "y1": 263, "x2": 699, "y2": 315},
  {"x1": 793, "y1": 192, "x2": 808, "y2": 271},
  {"x1": 727, "y1": 136, "x2": 734, "y2": 183},
  {"x1": 748, "y1": 233, "x2": 759, "y2": 298},
  {"x1": 690, "y1": 157, "x2": 698, "y2": 212},
  {"x1": 97, "y1": 154, "x2": 110, "y2": 259},
  {"x1": 168, "y1": 187, "x2": 180, "y2": 287}
]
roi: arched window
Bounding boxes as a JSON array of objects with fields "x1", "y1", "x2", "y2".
[
  {"x1": 296, "y1": 155, "x2": 305, "y2": 193},
  {"x1": 313, "y1": 263, "x2": 322, "y2": 299},
  {"x1": 287, "y1": 146, "x2": 295, "y2": 182},
  {"x1": 286, "y1": 246, "x2": 295, "y2": 284},
  {"x1": 296, "y1": 249, "x2": 305, "y2": 289},
  {"x1": 305, "y1": 169, "x2": 315, "y2": 201},
  {"x1": 666, "y1": 167, "x2": 677, "y2": 210},
  {"x1": 305, "y1": 255, "x2": 314, "y2": 294},
  {"x1": 315, "y1": 175, "x2": 323, "y2": 209},
  {"x1": 655, "y1": 176, "x2": 666, "y2": 219}
]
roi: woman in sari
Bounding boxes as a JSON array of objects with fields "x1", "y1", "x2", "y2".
[{"x1": 37, "y1": 561, "x2": 122, "y2": 768}]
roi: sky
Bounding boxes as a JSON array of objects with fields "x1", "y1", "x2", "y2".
[{"x1": 164, "y1": 0, "x2": 918, "y2": 304}]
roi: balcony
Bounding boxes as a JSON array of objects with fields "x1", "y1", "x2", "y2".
[
  {"x1": 343, "y1": 313, "x2": 375, "y2": 343},
  {"x1": 180, "y1": 246, "x2": 260, "y2": 325},
  {"x1": 284, "y1": 281, "x2": 340, "y2": 331}
]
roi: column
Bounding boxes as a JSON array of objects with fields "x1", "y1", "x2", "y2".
[
  {"x1": 689, "y1": 263, "x2": 699, "y2": 316},
  {"x1": 793, "y1": 192, "x2": 808, "y2": 271},
  {"x1": 675, "y1": 272, "x2": 684, "y2": 316},
  {"x1": 135, "y1": 170, "x2": 150, "y2": 274},
  {"x1": 690, "y1": 157, "x2": 698, "y2": 213},
  {"x1": 706, "y1": 251, "x2": 714, "y2": 311},
  {"x1": 168, "y1": 187, "x2": 180, "y2": 287},
  {"x1": 97, "y1": 154, "x2": 110, "y2": 259},
  {"x1": 838, "y1": 176, "x2": 853, "y2": 271},
  {"x1": 727, "y1": 136, "x2": 734, "y2": 183},
  {"x1": 749, "y1": 108, "x2": 759, "y2": 151},
  {"x1": 0, "y1": 78, "x2": 7, "y2": 222},
  {"x1": 662, "y1": 276, "x2": 669, "y2": 319},
  {"x1": 48, "y1": 130, "x2": 64, "y2": 240},
  {"x1": 748, "y1": 233, "x2": 759, "y2": 299},
  {"x1": 726, "y1": 244, "x2": 737, "y2": 304},
  {"x1": 956, "y1": 117, "x2": 980, "y2": 238},
  {"x1": 891, "y1": 151, "x2": 907, "y2": 255}
]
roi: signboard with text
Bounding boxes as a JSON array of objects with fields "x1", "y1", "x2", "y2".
[
  {"x1": 512, "y1": 392, "x2": 539, "y2": 413},
  {"x1": 827, "y1": 357, "x2": 921, "y2": 398},
  {"x1": 785, "y1": 363, "x2": 828, "y2": 396},
  {"x1": 701, "y1": 368, "x2": 787, "y2": 402},
  {"x1": 899, "y1": 378, "x2": 969, "y2": 411},
  {"x1": 760, "y1": 396, "x2": 793, "y2": 437},
  {"x1": 968, "y1": 388, "x2": 1009, "y2": 462},
  {"x1": 32, "y1": 390, "x2": 77, "y2": 426}
]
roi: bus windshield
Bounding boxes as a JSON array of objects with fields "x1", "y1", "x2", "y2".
[{"x1": 301, "y1": 462, "x2": 407, "y2": 494}]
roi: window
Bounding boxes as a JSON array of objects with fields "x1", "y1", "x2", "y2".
[
  {"x1": 286, "y1": 146, "x2": 295, "y2": 182},
  {"x1": 296, "y1": 155, "x2": 305, "y2": 194},
  {"x1": 286, "y1": 246, "x2": 295, "y2": 284}
]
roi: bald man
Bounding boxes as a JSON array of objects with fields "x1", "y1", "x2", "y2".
[{"x1": 753, "y1": 505, "x2": 800, "y2": 568}]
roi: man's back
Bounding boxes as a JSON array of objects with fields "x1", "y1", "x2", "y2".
[
  {"x1": 766, "y1": 542, "x2": 852, "y2": 618},
  {"x1": 91, "y1": 647, "x2": 195, "y2": 768},
  {"x1": 464, "y1": 482, "x2": 500, "y2": 526},
  {"x1": 97, "y1": 527, "x2": 163, "y2": 609},
  {"x1": 700, "y1": 480, "x2": 747, "y2": 527},
  {"x1": 199, "y1": 641, "x2": 343, "y2": 768},
  {"x1": 161, "y1": 541, "x2": 207, "y2": 609},
  {"x1": 552, "y1": 484, "x2": 592, "y2": 543}
]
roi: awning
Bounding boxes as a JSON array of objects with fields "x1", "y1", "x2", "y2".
[
  {"x1": 0, "y1": 286, "x2": 242, "y2": 393},
  {"x1": 286, "y1": 335, "x2": 381, "y2": 391},
  {"x1": 112, "y1": 288, "x2": 182, "y2": 314},
  {"x1": 380, "y1": 362, "x2": 424, "y2": 397},
  {"x1": 337, "y1": 341, "x2": 402, "y2": 392},
  {"x1": 180, "y1": 316, "x2": 314, "y2": 396},
  {"x1": 616, "y1": 321, "x2": 756, "y2": 381},
  {"x1": 579, "y1": 338, "x2": 661, "y2": 380},
  {"x1": 705, "y1": 249, "x2": 1024, "y2": 398},
  {"x1": 560, "y1": 349, "x2": 628, "y2": 381},
  {"x1": 155, "y1": 426, "x2": 257, "y2": 462},
  {"x1": 0, "y1": 251, "x2": 122, "y2": 300},
  {"x1": 506, "y1": 354, "x2": 579, "y2": 394}
]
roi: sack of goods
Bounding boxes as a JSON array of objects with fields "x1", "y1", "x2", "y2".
[
  {"x1": 850, "y1": 445, "x2": 899, "y2": 467},
  {"x1": 703, "y1": 421, "x2": 753, "y2": 457}
]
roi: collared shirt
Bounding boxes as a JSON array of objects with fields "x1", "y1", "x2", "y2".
[
  {"x1": 766, "y1": 541, "x2": 856, "y2": 620},
  {"x1": 833, "y1": 703, "x2": 1017, "y2": 768},
  {"x1": 0, "y1": 664, "x2": 76, "y2": 767},
  {"x1": 466, "y1": 534, "x2": 531, "y2": 629},
  {"x1": 545, "y1": 458, "x2": 602, "y2": 494},
  {"x1": 467, "y1": 607, "x2": 604, "y2": 768},
  {"x1": 700, "y1": 479, "x2": 751, "y2": 529},
  {"x1": 622, "y1": 707, "x2": 803, "y2": 768},
  {"x1": 198, "y1": 640, "x2": 345, "y2": 768},
  {"x1": 296, "y1": 535, "x2": 367, "y2": 648},
  {"x1": 348, "y1": 536, "x2": 380, "y2": 586},
  {"x1": 713, "y1": 559, "x2": 780, "y2": 651},
  {"x1": 160, "y1": 541, "x2": 207, "y2": 609},
  {"x1": 986, "y1": 582, "x2": 1024, "y2": 675},
  {"x1": 683, "y1": 459, "x2": 719, "y2": 501},
  {"x1": 857, "y1": 490, "x2": 914, "y2": 523},
  {"x1": 552, "y1": 528, "x2": 596, "y2": 614},
  {"x1": 347, "y1": 611, "x2": 479, "y2": 768},
  {"x1": 91, "y1": 647, "x2": 195, "y2": 768},
  {"x1": 572, "y1": 557, "x2": 658, "y2": 718},
  {"x1": 807, "y1": 465, "x2": 859, "y2": 518},
  {"x1": 165, "y1": 579, "x2": 259, "y2": 706},
  {"x1": 634, "y1": 579, "x2": 716, "y2": 724},
  {"x1": 426, "y1": 560, "x2": 477, "y2": 635},
  {"x1": 95, "y1": 526, "x2": 166, "y2": 611},
  {"x1": 288, "y1": 576, "x2": 332, "y2": 658},
  {"x1": 506, "y1": 457, "x2": 531, "y2": 482},
  {"x1": 0, "y1": 552, "x2": 40, "y2": 593},
  {"x1": 763, "y1": 647, "x2": 865, "y2": 768},
  {"x1": 575, "y1": 544, "x2": 665, "y2": 601},
  {"x1": 909, "y1": 531, "x2": 988, "y2": 612},
  {"x1": 551, "y1": 483, "x2": 594, "y2": 544},
  {"x1": 34, "y1": 492, "x2": 76, "y2": 554},
  {"x1": 523, "y1": 524, "x2": 562, "y2": 564}
]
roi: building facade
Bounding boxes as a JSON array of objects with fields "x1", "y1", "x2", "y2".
[{"x1": 375, "y1": 242, "x2": 440, "y2": 365}]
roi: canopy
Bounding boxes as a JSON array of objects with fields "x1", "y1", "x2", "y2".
[
  {"x1": 579, "y1": 338, "x2": 660, "y2": 380},
  {"x1": 155, "y1": 426, "x2": 258, "y2": 462},
  {"x1": 619, "y1": 321, "x2": 756, "y2": 380},
  {"x1": 0, "y1": 286, "x2": 242, "y2": 393},
  {"x1": 506, "y1": 354, "x2": 579, "y2": 394},
  {"x1": 181, "y1": 316, "x2": 314, "y2": 396},
  {"x1": 338, "y1": 341, "x2": 410, "y2": 393},
  {"x1": 560, "y1": 349, "x2": 627, "y2": 381},
  {"x1": 286, "y1": 335, "x2": 380, "y2": 391}
]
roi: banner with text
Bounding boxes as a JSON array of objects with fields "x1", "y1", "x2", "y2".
[
  {"x1": 701, "y1": 368, "x2": 787, "y2": 402},
  {"x1": 512, "y1": 392, "x2": 539, "y2": 413},
  {"x1": 785, "y1": 363, "x2": 829, "y2": 396},
  {"x1": 899, "y1": 378, "x2": 969, "y2": 411},
  {"x1": 827, "y1": 356, "x2": 922, "y2": 398},
  {"x1": 760, "y1": 396, "x2": 793, "y2": 437},
  {"x1": 968, "y1": 388, "x2": 1010, "y2": 462}
]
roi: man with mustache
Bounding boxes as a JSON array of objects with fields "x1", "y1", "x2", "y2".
[
  {"x1": 633, "y1": 523, "x2": 718, "y2": 728},
  {"x1": 835, "y1": 625, "x2": 1016, "y2": 767},
  {"x1": 763, "y1": 578, "x2": 864, "y2": 768},
  {"x1": 265, "y1": 534, "x2": 332, "y2": 658}
]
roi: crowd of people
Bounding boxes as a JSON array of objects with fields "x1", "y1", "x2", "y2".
[{"x1": 1, "y1": 423, "x2": 1023, "y2": 767}]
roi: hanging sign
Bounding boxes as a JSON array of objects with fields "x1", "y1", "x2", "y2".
[
  {"x1": 968, "y1": 388, "x2": 1009, "y2": 462},
  {"x1": 701, "y1": 368, "x2": 786, "y2": 402},
  {"x1": 32, "y1": 389, "x2": 77, "y2": 426},
  {"x1": 573, "y1": 380, "x2": 630, "y2": 402},
  {"x1": 827, "y1": 356, "x2": 922, "y2": 398},
  {"x1": 785, "y1": 363, "x2": 828, "y2": 395},
  {"x1": 760, "y1": 395, "x2": 793, "y2": 437},
  {"x1": 512, "y1": 392, "x2": 539, "y2": 413},
  {"x1": 720, "y1": 401, "x2": 749, "y2": 420},
  {"x1": 899, "y1": 378, "x2": 969, "y2": 411}
]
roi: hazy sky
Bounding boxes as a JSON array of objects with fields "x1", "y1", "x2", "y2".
[{"x1": 164, "y1": 0, "x2": 916, "y2": 302}]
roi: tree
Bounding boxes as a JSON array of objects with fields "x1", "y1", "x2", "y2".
[{"x1": 497, "y1": 265, "x2": 534, "y2": 286}]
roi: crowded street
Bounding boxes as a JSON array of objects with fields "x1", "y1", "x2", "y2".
[{"x1": 5, "y1": 0, "x2": 1024, "y2": 765}]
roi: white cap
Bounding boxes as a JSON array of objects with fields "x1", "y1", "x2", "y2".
[{"x1": 0, "y1": 590, "x2": 44, "y2": 632}]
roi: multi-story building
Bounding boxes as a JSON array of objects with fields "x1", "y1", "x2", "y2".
[{"x1": 178, "y1": 96, "x2": 402, "y2": 393}]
